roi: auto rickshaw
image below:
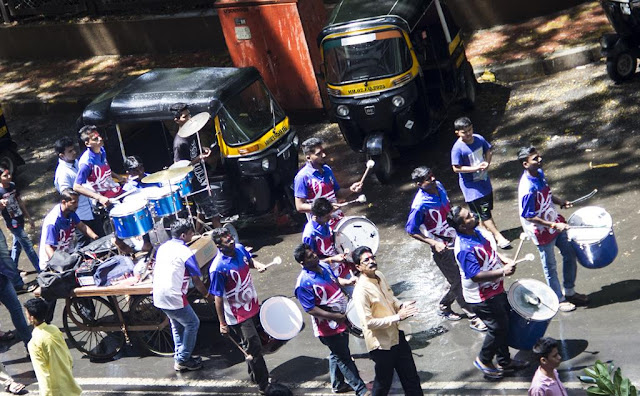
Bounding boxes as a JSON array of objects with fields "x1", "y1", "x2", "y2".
[
  {"x1": 79, "y1": 67, "x2": 299, "y2": 217},
  {"x1": 318, "y1": 0, "x2": 477, "y2": 182},
  {"x1": 0, "y1": 105, "x2": 25, "y2": 175},
  {"x1": 600, "y1": 0, "x2": 640, "y2": 82}
]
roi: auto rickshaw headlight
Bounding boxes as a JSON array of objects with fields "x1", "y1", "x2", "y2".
[
  {"x1": 392, "y1": 95, "x2": 406, "y2": 108},
  {"x1": 292, "y1": 134, "x2": 299, "y2": 148},
  {"x1": 261, "y1": 158, "x2": 270, "y2": 171},
  {"x1": 336, "y1": 105, "x2": 350, "y2": 117}
]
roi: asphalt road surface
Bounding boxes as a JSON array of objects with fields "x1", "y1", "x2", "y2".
[{"x1": 2, "y1": 61, "x2": 640, "y2": 395}]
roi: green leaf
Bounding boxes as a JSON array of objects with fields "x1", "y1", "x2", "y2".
[
  {"x1": 620, "y1": 377, "x2": 630, "y2": 396},
  {"x1": 614, "y1": 368, "x2": 623, "y2": 389},
  {"x1": 596, "y1": 361, "x2": 611, "y2": 378},
  {"x1": 586, "y1": 385, "x2": 609, "y2": 395},
  {"x1": 580, "y1": 375, "x2": 598, "y2": 384},
  {"x1": 629, "y1": 385, "x2": 637, "y2": 395},
  {"x1": 595, "y1": 376, "x2": 615, "y2": 394}
]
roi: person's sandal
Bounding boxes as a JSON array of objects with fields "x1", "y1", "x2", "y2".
[
  {"x1": 4, "y1": 379, "x2": 26, "y2": 395},
  {"x1": 438, "y1": 309, "x2": 463, "y2": 321},
  {"x1": 473, "y1": 358, "x2": 503, "y2": 380},
  {"x1": 0, "y1": 330, "x2": 15, "y2": 342},
  {"x1": 469, "y1": 317, "x2": 488, "y2": 332}
]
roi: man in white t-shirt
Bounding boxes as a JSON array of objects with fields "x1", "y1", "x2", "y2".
[{"x1": 152, "y1": 218, "x2": 209, "y2": 372}]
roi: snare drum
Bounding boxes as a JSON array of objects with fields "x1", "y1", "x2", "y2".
[
  {"x1": 258, "y1": 296, "x2": 303, "y2": 354},
  {"x1": 507, "y1": 279, "x2": 559, "y2": 350},
  {"x1": 143, "y1": 186, "x2": 184, "y2": 217},
  {"x1": 109, "y1": 200, "x2": 153, "y2": 239},
  {"x1": 345, "y1": 300, "x2": 364, "y2": 338},
  {"x1": 162, "y1": 161, "x2": 194, "y2": 197},
  {"x1": 567, "y1": 206, "x2": 618, "y2": 269},
  {"x1": 334, "y1": 216, "x2": 379, "y2": 257}
]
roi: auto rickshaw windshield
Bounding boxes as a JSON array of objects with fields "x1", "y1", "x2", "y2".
[
  {"x1": 218, "y1": 80, "x2": 286, "y2": 146},
  {"x1": 323, "y1": 29, "x2": 413, "y2": 85}
]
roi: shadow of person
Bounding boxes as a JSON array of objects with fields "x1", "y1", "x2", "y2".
[
  {"x1": 586, "y1": 279, "x2": 640, "y2": 309},
  {"x1": 270, "y1": 355, "x2": 329, "y2": 383},
  {"x1": 557, "y1": 339, "x2": 590, "y2": 361},
  {"x1": 407, "y1": 326, "x2": 447, "y2": 351}
]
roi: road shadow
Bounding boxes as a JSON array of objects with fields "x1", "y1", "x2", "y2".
[
  {"x1": 586, "y1": 279, "x2": 640, "y2": 309},
  {"x1": 408, "y1": 326, "x2": 448, "y2": 352},
  {"x1": 270, "y1": 355, "x2": 328, "y2": 382}
]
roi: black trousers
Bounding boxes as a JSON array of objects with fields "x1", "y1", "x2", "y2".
[
  {"x1": 368, "y1": 331, "x2": 423, "y2": 396},
  {"x1": 471, "y1": 292, "x2": 511, "y2": 366},
  {"x1": 230, "y1": 316, "x2": 270, "y2": 391}
]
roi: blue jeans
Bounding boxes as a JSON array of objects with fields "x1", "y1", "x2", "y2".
[
  {"x1": 319, "y1": 331, "x2": 367, "y2": 395},
  {"x1": 0, "y1": 275, "x2": 31, "y2": 348},
  {"x1": 0, "y1": 231, "x2": 22, "y2": 289},
  {"x1": 536, "y1": 231, "x2": 577, "y2": 300},
  {"x1": 10, "y1": 226, "x2": 40, "y2": 273},
  {"x1": 162, "y1": 304, "x2": 200, "y2": 363}
]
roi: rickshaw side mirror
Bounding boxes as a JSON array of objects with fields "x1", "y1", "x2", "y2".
[{"x1": 209, "y1": 141, "x2": 218, "y2": 150}]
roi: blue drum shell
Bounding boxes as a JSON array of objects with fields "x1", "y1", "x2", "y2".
[
  {"x1": 507, "y1": 310, "x2": 551, "y2": 350},
  {"x1": 149, "y1": 190, "x2": 183, "y2": 217},
  {"x1": 110, "y1": 208, "x2": 153, "y2": 239},
  {"x1": 571, "y1": 231, "x2": 618, "y2": 269}
]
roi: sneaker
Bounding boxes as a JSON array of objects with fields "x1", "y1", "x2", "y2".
[
  {"x1": 558, "y1": 301, "x2": 576, "y2": 312},
  {"x1": 438, "y1": 309, "x2": 463, "y2": 321},
  {"x1": 174, "y1": 359, "x2": 203, "y2": 371},
  {"x1": 565, "y1": 292, "x2": 589, "y2": 306},
  {"x1": 332, "y1": 383, "x2": 353, "y2": 393},
  {"x1": 497, "y1": 239, "x2": 512, "y2": 249}
]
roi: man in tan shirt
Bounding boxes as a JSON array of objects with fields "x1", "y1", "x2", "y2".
[{"x1": 351, "y1": 246, "x2": 423, "y2": 396}]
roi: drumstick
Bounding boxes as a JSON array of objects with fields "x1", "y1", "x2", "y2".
[
  {"x1": 566, "y1": 189, "x2": 598, "y2": 206},
  {"x1": 514, "y1": 253, "x2": 535, "y2": 265},
  {"x1": 359, "y1": 160, "x2": 375, "y2": 184},
  {"x1": 263, "y1": 256, "x2": 282, "y2": 269},
  {"x1": 335, "y1": 195, "x2": 367, "y2": 208},
  {"x1": 225, "y1": 334, "x2": 253, "y2": 362}
]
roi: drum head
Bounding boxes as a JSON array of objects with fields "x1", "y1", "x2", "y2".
[
  {"x1": 109, "y1": 200, "x2": 148, "y2": 217},
  {"x1": 334, "y1": 216, "x2": 379, "y2": 256},
  {"x1": 143, "y1": 186, "x2": 177, "y2": 199},
  {"x1": 170, "y1": 160, "x2": 191, "y2": 169},
  {"x1": 508, "y1": 279, "x2": 559, "y2": 321},
  {"x1": 346, "y1": 300, "x2": 363, "y2": 331},
  {"x1": 259, "y1": 296, "x2": 303, "y2": 341},
  {"x1": 567, "y1": 206, "x2": 613, "y2": 243}
]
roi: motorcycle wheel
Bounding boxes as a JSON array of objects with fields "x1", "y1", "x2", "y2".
[
  {"x1": 371, "y1": 146, "x2": 393, "y2": 184},
  {"x1": 606, "y1": 52, "x2": 637, "y2": 83}
]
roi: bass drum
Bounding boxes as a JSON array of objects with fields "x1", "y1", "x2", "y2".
[
  {"x1": 345, "y1": 300, "x2": 363, "y2": 338},
  {"x1": 334, "y1": 216, "x2": 379, "y2": 257},
  {"x1": 567, "y1": 206, "x2": 618, "y2": 269},
  {"x1": 258, "y1": 296, "x2": 304, "y2": 354},
  {"x1": 507, "y1": 279, "x2": 559, "y2": 350}
]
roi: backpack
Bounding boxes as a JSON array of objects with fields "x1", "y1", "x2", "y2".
[
  {"x1": 36, "y1": 251, "x2": 83, "y2": 301},
  {"x1": 93, "y1": 255, "x2": 135, "y2": 287}
]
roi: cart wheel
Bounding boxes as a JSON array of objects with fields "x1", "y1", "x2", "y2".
[
  {"x1": 371, "y1": 146, "x2": 393, "y2": 184},
  {"x1": 460, "y1": 62, "x2": 477, "y2": 109},
  {"x1": 606, "y1": 52, "x2": 637, "y2": 83},
  {"x1": 62, "y1": 297, "x2": 125, "y2": 360},
  {"x1": 130, "y1": 295, "x2": 175, "y2": 357}
]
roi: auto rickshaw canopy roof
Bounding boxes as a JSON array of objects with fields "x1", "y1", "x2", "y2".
[
  {"x1": 322, "y1": 0, "x2": 431, "y2": 37},
  {"x1": 81, "y1": 67, "x2": 262, "y2": 125}
]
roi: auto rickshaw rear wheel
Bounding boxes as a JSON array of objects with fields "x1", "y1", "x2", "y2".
[
  {"x1": 0, "y1": 151, "x2": 17, "y2": 176},
  {"x1": 371, "y1": 146, "x2": 393, "y2": 184},
  {"x1": 461, "y1": 62, "x2": 477, "y2": 110},
  {"x1": 606, "y1": 52, "x2": 637, "y2": 83}
]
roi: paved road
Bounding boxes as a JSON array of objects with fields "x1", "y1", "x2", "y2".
[{"x1": 2, "y1": 61, "x2": 640, "y2": 395}]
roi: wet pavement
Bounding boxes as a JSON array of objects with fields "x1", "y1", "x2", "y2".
[{"x1": 1, "y1": 61, "x2": 640, "y2": 395}]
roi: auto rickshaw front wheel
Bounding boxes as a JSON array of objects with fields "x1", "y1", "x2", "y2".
[
  {"x1": 606, "y1": 52, "x2": 637, "y2": 83},
  {"x1": 370, "y1": 146, "x2": 393, "y2": 184},
  {"x1": 460, "y1": 62, "x2": 477, "y2": 110}
]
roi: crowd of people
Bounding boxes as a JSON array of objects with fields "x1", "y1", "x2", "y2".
[{"x1": 0, "y1": 110, "x2": 586, "y2": 396}]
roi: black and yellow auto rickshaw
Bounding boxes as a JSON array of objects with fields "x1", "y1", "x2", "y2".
[
  {"x1": 319, "y1": 0, "x2": 477, "y2": 182},
  {"x1": 79, "y1": 67, "x2": 299, "y2": 216}
]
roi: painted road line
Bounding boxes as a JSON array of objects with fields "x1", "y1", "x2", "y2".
[{"x1": 72, "y1": 377, "x2": 588, "y2": 391}]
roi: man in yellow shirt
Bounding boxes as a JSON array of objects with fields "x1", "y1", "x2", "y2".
[
  {"x1": 24, "y1": 298, "x2": 82, "y2": 396},
  {"x1": 351, "y1": 246, "x2": 423, "y2": 396}
]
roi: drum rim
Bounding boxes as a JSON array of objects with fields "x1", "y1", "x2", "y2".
[
  {"x1": 567, "y1": 206, "x2": 613, "y2": 243},
  {"x1": 507, "y1": 278, "x2": 559, "y2": 321},
  {"x1": 345, "y1": 300, "x2": 362, "y2": 330},
  {"x1": 145, "y1": 186, "x2": 182, "y2": 200},
  {"x1": 109, "y1": 201, "x2": 151, "y2": 217},
  {"x1": 259, "y1": 295, "x2": 303, "y2": 340},
  {"x1": 334, "y1": 216, "x2": 380, "y2": 255}
]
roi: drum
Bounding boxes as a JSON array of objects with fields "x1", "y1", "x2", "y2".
[
  {"x1": 345, "y1": 299, "x2": 364, "y2": 338},
  {"x1": 333, "y1": 216, "x2": 379, "y2": 257},
  {"x1": 566, "y1": 206, "x2": 618, "y2": 269},
  {"x1": 109, "y1": 200, "x2": 153, "y2": 239},
  {"x1": 143, "y1": 186, "x2": 184, "y2": 217},
  {"x1": 164, "y1": 160, "x2": 194, "y2": 197},
  {"x1": 507, "y1": 279, "x2": 559, "y2": 350},
  {"x1": 258, "y1": 296, "x2": 303, "y2": 354}
]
